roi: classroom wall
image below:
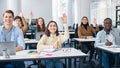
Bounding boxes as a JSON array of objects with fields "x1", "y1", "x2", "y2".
[
  {"x1": 0, "y1": 0, "x2": 90, "y2": 27},
  {"x1": 0, "y1": 0, "x2": 7, "y2": 25},
  {"x1": 21, "y1": 0, "x2": 52, "y2": 25}
]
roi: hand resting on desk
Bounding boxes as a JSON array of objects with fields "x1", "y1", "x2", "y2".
[{"x1": 103, "y1": 45, "x2": 120, "y2": 48}]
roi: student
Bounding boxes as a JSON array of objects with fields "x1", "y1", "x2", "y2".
[
  {"x1": 37, "y1": 13, "x2": 69, "y2": 68},
  {"x1": 0, "y1": 10, "x2": 25, "y2": 68},
  {"x1": 77, "y1": 16, "x2": 99, "y2": 63},
  {"x1": 36, "y1": 17, "x2": 45, "y2": 32},
  {"x1": 95, "y1": 18, "x2": 120, "y2": 68},
  {"x1": 14, "y1": 11, "x2": 28, "y2": 35},
  {"x1": 29, "y1": 11, "x2": 46, "y2": 39},
  {"x1": 35, "y1": 17, "x2": 46, "y2": 40}
]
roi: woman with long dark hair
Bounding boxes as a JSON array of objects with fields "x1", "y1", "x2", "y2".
[
  {"x1": 37, "y1": 13, "x2": 69, "y2": 68},
  {"x1": 36, "y1": 17, "x2": 45, "y2": 32}
]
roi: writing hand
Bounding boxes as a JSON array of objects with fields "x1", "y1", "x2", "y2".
[{"x1": 105, "y1": 40, "x2": 113, "y2": 46}]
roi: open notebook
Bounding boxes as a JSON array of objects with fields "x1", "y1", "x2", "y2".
[{"x1": 42, "y1": 48, "x2": 60, "y2": 52}]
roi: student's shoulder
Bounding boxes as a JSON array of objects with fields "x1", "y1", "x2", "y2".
[
  {"x1": 97, "y1": 29, "x2": 104, "y2": 34},
  {"x1": 41, "y1": 34, "x2": 48, "y2": 38},
  {"x1": 0, "y1": 26, "x2": 2, "y2": 31},
  {"x1": 112, "y1": 28, "x2": 120, "y2": 33},
  {"x1": 13, "y1": 26, "x2": 22, "y2": 33}
]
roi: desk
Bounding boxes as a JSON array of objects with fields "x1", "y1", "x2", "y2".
[
  {"x1": 0, "y1": 48, "x2": 88, "y2": 68},
  {"x1": 73, "y1": 38, "x2": 96, "y2": 42},
  {"x1": 72, "y1": 38, "x2": 96, "y2": 48},
  {"x1": 96, "y1": 45, "x2": 120, "y2": 68},
  {"x1": 59, "y1": 30, "x2": 75, "y2": 35},
  {"x1": 25, "y1": 39, "x2": 38, "y2": 44},
  {"x1": 24, "y1": 39, "x2": 38, "y2": 49}
]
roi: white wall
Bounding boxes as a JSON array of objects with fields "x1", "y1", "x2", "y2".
[
  {"x1": 0, "y1": 0, "x2": 7, "y2": 25},
  {"x1": 0, "y1": 0, "x2": 90, "y2": 27},
  {"x1": 77, "y1": 0, "x2": 90, "y2": 25},
  {"x1": 21, "y1": 0, "x2": 52, "y2": 24}
]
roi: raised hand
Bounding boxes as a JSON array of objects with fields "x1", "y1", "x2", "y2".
[
  {"x1": 93, "y1": 18, "x2": 97, "y2": 25},
  {"x1": 18, "y1": 11, "x2": 23, "y2": 17},
  {"x1": 29, "y1": 10, "x2": 33, "y2": 24},
  {"x1": 61, "y1": 13, "x2": 67, "y2": 24},
  {"x1": 30, "y1": 10, "x2": 33, "y2": 19}
]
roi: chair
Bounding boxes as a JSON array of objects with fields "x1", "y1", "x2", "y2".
[{"x1": 26, "y1": 34, "x2": 45, "y2": 68}]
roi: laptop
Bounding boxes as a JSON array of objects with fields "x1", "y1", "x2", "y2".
[
  {"x1": 0, "y1": 42, "x2": 16, "y2": 56},
  {"x1": 36, "y1": 32, "x2": 44, "y2": 40}
]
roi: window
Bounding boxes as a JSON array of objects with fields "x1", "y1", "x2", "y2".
[
  {"x1": 90, "y1": 0, "x2": 120, "y2": 27},
  {"x1": 52, "y1": 0, "x2": 76, "y2": 30}
]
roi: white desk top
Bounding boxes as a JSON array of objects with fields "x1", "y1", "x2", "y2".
[
  {"x1": 24, "y1": 39, "x2": 38, "y2": 44},
  {"x1": 59, "y1": 31, "x2": 75, "y2": 34},
  {"x1": 96, "y1": 45, "x2": 120, "y2": 53},
  {"x1": 0, "y1": 48, "x2": 88, "y2": 61},
  {"x1": 73, "y1": 38, "x2": 96, "y2": 42}
]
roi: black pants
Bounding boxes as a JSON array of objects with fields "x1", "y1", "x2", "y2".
[{"x1": 80, "y1": 42, "x2": 94, "y2": 61}]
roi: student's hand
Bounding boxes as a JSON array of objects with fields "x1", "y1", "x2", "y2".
[
  {"x1": 61, "y1": 13, "x2": 67, "y2": 24},
  {"x1": 30, "y1": 10, "x2": 33, "y2": 19},
  {"x1": 29, "y1": 10, "x2": 33, "y2": 24},
  {"x1": 105, "y1": 41, "x2": 113, "y2": 46},
  {"x1": 86, "y1": 36, "x2": 93, "y2": 39},
  {"x1": 53, "y1": 45, "x2": 60, "y2": 49},
  {"x1": 18, "y1": 11, "x2": 23, "y2": 17},
  {"x1": 93, "y1": 18, "x2": 97, "y2": 25}
]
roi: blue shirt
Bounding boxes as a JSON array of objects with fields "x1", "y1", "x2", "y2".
[
  {"x1": 95, "y1": 28, "x2": 120, "y2": 46},
  {"x1": 0, "y1": 25, "x2": 25, "y2": 49}
]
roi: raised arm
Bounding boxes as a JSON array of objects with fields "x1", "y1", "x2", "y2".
[
  {"x1": 18, "y1": 11, "x2": 28, "y2": 34},
  {"x1": 92, "y1": 18, "x2": 99, "y2": 33},
  {"x1": 29, "y1": 10, "x2": 33, "y2": 25},
  {"x1": 60, "y1": 13, "x2": 69, "y2": 43}
]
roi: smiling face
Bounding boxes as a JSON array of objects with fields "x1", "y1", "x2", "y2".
[
  {"x1": 14, "y1": 18, "x2": 21, "y2": 27},
  {"x1": 38, "y1": 18, "x2": 44, "y2": 26},
  {"x1": 104, "y1": 18, "x2": 112, "y2": 31},
  {"x1": 3, "y1": 13, "x2": 14, "y2": 26},
  {"x1": 48, "y1": 22, "x2": 57, "y2": 34},
  {"x1": 82, "y1": 17, "x2": 88, "y2": 25}
]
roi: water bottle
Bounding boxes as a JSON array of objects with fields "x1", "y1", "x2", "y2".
[{"x1": 2, "y1": 48, "x2": 10, "y2": 58}]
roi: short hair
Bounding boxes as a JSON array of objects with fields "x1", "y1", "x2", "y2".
[
  {"x1": 104, "y1": 18, "x2": 112, "y2": 24},
  {"x1": 14, "y1": 16, "x2": 22, "y2": 22},
  {"x1": 3, "y1": 10, "x2": 14, "y2": 17},
  {"x1": 45, "y1": 21, "x2": 59, "y2": 36}
]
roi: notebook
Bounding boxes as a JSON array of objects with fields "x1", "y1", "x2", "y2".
[{"x1": 0, "y1": 42, "x2": 16, "y2": 56}]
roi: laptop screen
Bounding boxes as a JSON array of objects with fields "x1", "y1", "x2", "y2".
[{"x1": 0, "y1": 42, "x2": 16, "y2": 56}]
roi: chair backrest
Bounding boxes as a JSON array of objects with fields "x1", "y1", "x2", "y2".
[{"x1": 74, "y1": 24, "x2": 78, "y2": 38}]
